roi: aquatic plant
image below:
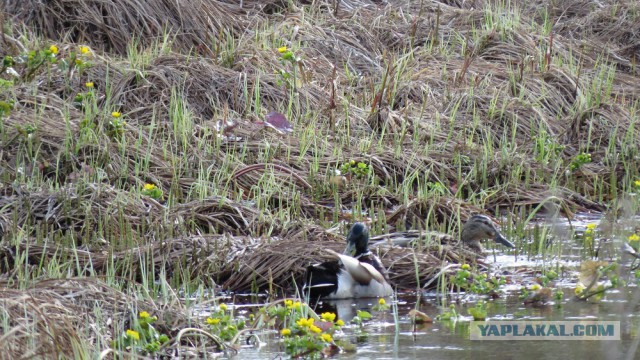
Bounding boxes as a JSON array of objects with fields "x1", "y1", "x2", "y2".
[
  {"x1": 141, "y1": 183, "x2": 163, "y2": 201},
  {"x1": 206, "y1": 303, "x2": 246, "y2": 341},
  {"x1": 468, "y1": 301, "x2": 487, "y2": 321},
  {"x1": 112, "y1": 311, "x2": 170, "y2": 355}
]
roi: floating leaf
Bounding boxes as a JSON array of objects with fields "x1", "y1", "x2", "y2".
[{"x1": 264, "y1": 111, "x2": 293, "y2": 134}]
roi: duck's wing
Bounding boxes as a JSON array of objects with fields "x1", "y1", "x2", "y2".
[{"x1": 325, "y1": 249, "x2": 386, "y2": 285}]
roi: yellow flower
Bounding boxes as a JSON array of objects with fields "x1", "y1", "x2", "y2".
[
  {"x1": 335, "y1": 319, "x2": 345, "y2": 327},
  {"x1": 143, "y1": 183, "x2": 156, "y2": 191},
  {"x1": 277, "y1": 46, "x2": 287, "y2": 53},
  {"x1": 378, "y1": 298, "x2": 386, "y2": 306},
  {"x1": 629, "y1": 234, "x2": 640, "y2": 242},
  {"x1": 85, "y1": 82, "x2": 94, "y2": 88},
  {"x1": 575, "y1": 283, "x2": 586, "y2": 296},
  {"x1": 139, "y1": 311, "x2": 150, "y2": 319},
  {"x1": 284, "y1": 299, "x2": 293, "y2": 308},
  {"x1": 321, "y1": 333, "x2": 333, "y2": 343},
  {"x1": 206, "y1": 317, "x2": 220, "y2": 325},
  {"x1": 292, "y1": 301, "x2": 301, "y2": 310},
  {"x1": 586, "y1": 223, "x2": 597, "y2": 230},
  {"x1": 530, "y1": 284, "x2": 541, "y2": 291},
  {"x1": 219, "y1": 303, "x2": 228, "y2": 311},
  {"x1": 296, "y1": 317, "x2": 314, "y2": 328},
  {"x1": 111, "y1": 111, "x2": 121, "y2": 118},
  {"x1": 461, "y1": 264, "x2": 470, "y2": 270},
  {"x1": 79, "y1": 45, "x2": 91, "y2": 55},
  {"x1": 320, "y1": 312, "x2": 336, "y2": 322},
  {"x1": 49, "y1": 45, "x2": 58, "y2": 55},
  {"x1": 281, "y1": 328, "x2": 291, "y2": 336},
  {"x1": 126, "y1": 329, "x2": 140, "y2": 341},
  {"x1": 635, "y1": 180, "x2": 640, "y2": 188},
  {"x1": 309, "y1": 325, "x2": 322, "y2": 334}
]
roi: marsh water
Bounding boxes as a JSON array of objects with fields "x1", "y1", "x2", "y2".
[{"x1": 217, "y1": 216, "x2": 640, "y2": 359}]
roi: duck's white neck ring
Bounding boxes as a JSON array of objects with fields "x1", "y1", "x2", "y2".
[{"x1": 355, "y1": 251, "x2": 372, "y2": 259}]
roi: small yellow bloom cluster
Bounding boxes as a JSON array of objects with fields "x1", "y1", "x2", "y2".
[
  {"x1": 378, "y1": 298, "x2": 386, "y2": 306},
  {"x1": 530, "y1": 283, "x2": 541, "y2": 291},
  {"x1": 281, "y1": 328, "x2": 291, "y2": 336},
  {"x1": 206, "y1": 317, "x2": 220, "y2": 325},
  {"x1": 309, "y1": 325, "x2": 322, "y2": 334},
  {"x1": 575, "y1": 283, "x2": 586, "y2": 296},
  {"x1": 139, "y1": 311, "x2": 150, "y2": 319},
  {"x1": 461, "y1": 264, "x2": 471, "y2": 270},
  {"x1": 296, "y1": 317, "x2": 314, "y2": 328},
  {"x1": 320, "y1": 312, "x2": 336, "y2": 322},
  {"x1": 285, "y1": 299, "x2": 301, "y2": 310},
  {"x1": 321, "y1": 333, "x2": 333, "y2": 343},
  {"x1": 85, "y1": 82, "x2": 94, "y2": 88},
  {"x1": 295, "y1": 316, "x2": 322, "y2": 333},
  {"x1": 585, "y1": 223, "x2": 597, "y2": 235},
  {"x1": 49, "y1": 45, "x2": 59, "y2": 55},
  {"x1": 634, "y1": 180, "x2": 640, "y2": 188},
  {"x1": 219, "y1": 303, "x2": 228, "y2": 311},
  {"x1": 335, "y1": 319, "x2": 345, "y2": 327},
  {"x1": 629, "y1": 234, "x2": 640, "y2": 242},
  {"x1": 126, "y1": 329, "x2": 140, "y2": 341},
  {"x1": 144, "y1": 183, "x2": 157, "y2": 191},
  {"x1": 277, "y1": 46, "x2": 287, "y2": 53},
  {"x1": 79, "y1": 45, "x2": 91, "y2": 56},
  {"x1": 111, "y1": 111, "x2": 121, "y2": 118}
]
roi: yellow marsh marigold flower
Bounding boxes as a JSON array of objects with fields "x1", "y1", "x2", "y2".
[
  {"x1": 277, "y1": 46, "x2": 287, "y2": 53},
  {"x1": 126, "y1": 329, "x2": 140, "y2": 341},
  {"x1": 629, "y1": 234, "x2": 640, "y2": 242},
  {"x1": 206, "y1": 317, "x2": 220, "y2": 325},
  {"x1": 378, "y1": 298, "x2": 386, "y2": 306},
  {"x1": 461, "y1": 264, "x2": 470, "y2": 270},
  {"x1": 284, "y1": 299, "x2": 293, "y2": 308},
  {"x1": 321, "y1": 312, "x2": 336, "y2": 322},
  {"x1": 49, "y1": 45, "x2": 58, "y2": 55},
  {"x1": 586, "y1": 223, "x2": 597, "y2": 230},
  {"x1": 335, "y1": 319, "x2": 345, "y2": 327},
  {"x1": 634, "y1": 180, "x2": 640, "y2": 188},
  {"x1": 321, "y1": 333, "x2": 333, "y2": 343},
  {"x1": 296, "y1": 317, "x2": 314, "y2": 328},
  {"x1": 79, "y1": 45, "x2": 91, "y2": 55},
  {"x1": 219, "y1": 303, "x2": 228, "y2": 311},
  {"x1": 309, "y1": 325, "x2": 322, "y2": 334},
  {"x1": 281, "y1": 328, "x2": 291, "y2": 336},
  {"x1": 292, "y1": 301, "x2": 301, "y2": 310},
  {"x1": 139, "y1": 311, "x2": 150, "y2": 319},
  {"x1": 530, "y1": 284, "x2": 541, "y2": 291},
  {"x1": 143, "y1": 183, "x2": 156, "y2": 191},
  {"x1": 111, "y1": 111, "x2": 121, "y2": 118},
  {"x1": 575, "y1": 283, "x2": 586, "y2": 296},
  {"x1": 85, "y1": 82, "x2": 94, "y2": 88}
]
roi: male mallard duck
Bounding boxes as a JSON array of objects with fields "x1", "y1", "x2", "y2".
[
  {"x1": 372, "y1": 214, "x2": 515, "y2": 254},
  {"x1": 304, "y1": 223, "x2": 393, "y2": 300}
]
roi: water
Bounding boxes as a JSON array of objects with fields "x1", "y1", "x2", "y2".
[
  {"x1": 224, "y1": 216, "x2": 640, "y2": 359},
  {"x1": 236, "y1": 287, "x2": 640, "y2": 359}
]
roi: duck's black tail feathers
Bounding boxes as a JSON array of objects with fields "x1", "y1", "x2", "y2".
[{"x1": 303, "y1": 261, "x2": 340, "y2": 300}]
